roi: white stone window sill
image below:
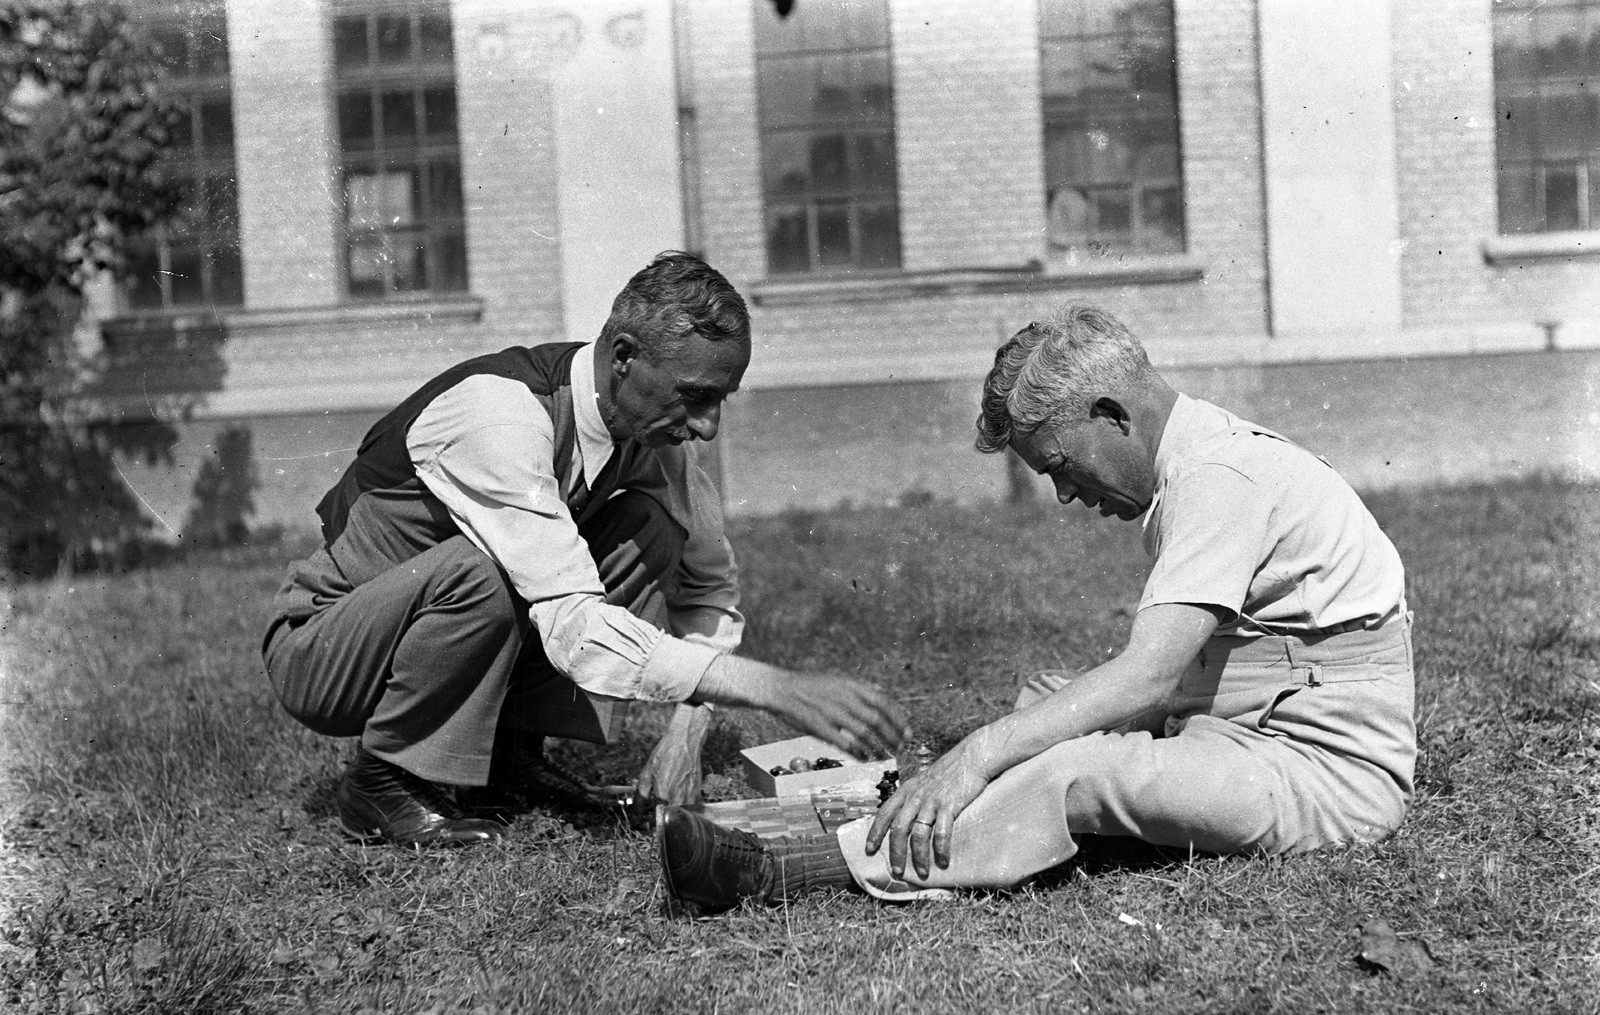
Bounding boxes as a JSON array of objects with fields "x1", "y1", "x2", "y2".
[
  {"x1": 749, "y1": 254, "x2": 1204, "y2": 307},
  {"x1": 103, "y1": 295, "x2": 485, "y2": 338},
  {"x1": 1481, "y1": 230, "x2": 1600, "y2": 264}
]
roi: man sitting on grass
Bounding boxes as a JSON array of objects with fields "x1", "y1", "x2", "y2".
[
  {"x1": 657, "y1": 305, "x2": 1416, "y2": 913},
  {"x1": 263, "y1": 252, "x2": 907, "y2": 848}
]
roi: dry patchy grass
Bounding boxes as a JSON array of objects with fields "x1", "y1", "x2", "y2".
[{"x1": 1, "y1": 478, "x2": 1597, "y2": 1013}]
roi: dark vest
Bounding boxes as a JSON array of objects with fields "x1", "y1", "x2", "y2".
[{"x1": 314, "y1": 342, "x2": 632, "y2": 589}]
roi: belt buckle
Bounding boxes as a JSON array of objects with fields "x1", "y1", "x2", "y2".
[{"x1": 1293, "y1": 662, "x2": 1324, "y2": 687}]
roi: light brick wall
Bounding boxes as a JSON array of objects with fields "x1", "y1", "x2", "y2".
[
  {"x1": 891, "y1": 0, "x2": 1045, "y2": 270},
  {"x1": 1392, "y1": 0, "x2": 1600, "y2": 329},
  {"x1": 452, "y1": 2, "x2": 566, "y2": 350},
  {"x1": 681, "y1": 0, "x2": 765, "y2": 283},
  {"x1": 683, "y1": 0, "x2": 1272, "y2": 390},
  {"x1": 230, "y1": 0, "x2": 341, "y2": 309}
]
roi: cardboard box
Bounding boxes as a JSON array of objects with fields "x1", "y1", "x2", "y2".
[{"x1": 740, "y1": 735, "x2": 896, "y2": 797}]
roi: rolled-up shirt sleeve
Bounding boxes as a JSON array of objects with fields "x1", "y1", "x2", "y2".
[{"x1": 408, "y1": 376, "x2": 719, "y2": 702}]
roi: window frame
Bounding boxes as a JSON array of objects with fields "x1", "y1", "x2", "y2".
[
  {"x1": 330, "y1": 0, "x2": 470, "y2": 300},
  {"x1": 752, "y1": 0, "x2": 904, "y2": 276},
  {"x1": 1491, "y1": 0, "x2": 1600, "y2": 235},
  {"x1": 1037, "y1": 0, "x2": 1186, "y2": 259},
  {"x1": 124, "y1": 1, "x2": 243, "y2": 313}
]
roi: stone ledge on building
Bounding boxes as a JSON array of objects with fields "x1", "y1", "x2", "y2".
[
  {"x1": 1481, "y1": 230, "x2": 1600, "y2": 265},
  {"x1": 748, "y1": 254, "x2": 1207, "y2": 307}
]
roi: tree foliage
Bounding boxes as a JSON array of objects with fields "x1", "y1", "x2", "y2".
[{"x1": 0, "y1": 0, "x2": 186, "y2": 576}]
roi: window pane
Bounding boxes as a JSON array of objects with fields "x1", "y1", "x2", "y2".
[
  {"x1": 206, "y1": 173, "x2": 239, "y2": 229},
  {"x1": 1047, "y1": 186, "x2": 1092, "y2": 246},
  {"x1": 766, "y1": 207, "x2": 811, "y2": 273},
  {"x1": 193, "y1": 18, "x2": 229, "y2": 74},
  {"x1": 381, "y1": 90, "x2": 418, "y2": 140},
  {"x1": 815, "y1": 202, "x2": 851, "y2": 265},
  {"x1": 424, "y1": 160, "x2": 463, "y2": 218},
  {"x1": 1537, "y1": 6, "x2": 1584, "y2": 75},
  {"x1": 853, "y1": 53, "x2": 892, "y2": 121},
  {"x1": 1538, "y1": 89, "x2": 1592, "y2": 159},
  {"x1": 762, "y1": 133, "x2": 810, "y2": 195},
  {"x1": 1497, "y1": 162, "x2": 1540, "y2": 233},
  {"x1": 1082, "y1": 37, "x2": 1133, "y2": 93},
  {"x1": 857, "y1": 202, "x2": 901, "y2": 268},
  {"x1": 758, "y1": 57, "x2": 815, "y2": 128},
  {"x1": 853, "y1": 130, "x2": 897, "y2": 192},
  {"x1": 147, "y1": 25, "x2": 188, "y2": 70},
  {"x1": 348, "y1": 239, "x2": 386, "y2": 296},
  {"x1": 338, "y1": 93, "x2": 374, "y2": 147},
  {"x1": 209, "y1": 243, "x2": 244, "y2": 305},
  {"x1": 419, "y1": 12, "x2": 453, "y2": 60},
  {"x1": 1042, "y1": 41, "x2": 1087, "y2": 101},
  {"x1": 423, "y1": 87, "x2": 456, "y2": 136},
  {"x1": 809, "y1": 133, "x2": 848, "y2": 192},
  {"x1": 199, "y1": 97, "x2": 233, "y2": 153},
  {"x1": 169, "y1": 105, "x2": 193, "y2": 149},
  {"x1": 169, "y1": 243, "x2": 205, "y2": 305},
  {"x1": 334, "y1": 16, "x2": 368, "y2": 69},
  {"x1": 1092, "y1": 188, "x2": 1132, "y2": 232},
  {"x1": 1496, "y1": 90, "x2": 1539, "y2": 161},
  {"x1": 125, "y1": 241, "x2": 165, "y2": 309},
  {"x1": 1545, "y1": 164, "x2": 1582, "y2": 229},
  {"x1": 1040, "y1": 0, "x2": 1088, "y2": 38},
  {"x1": 395, "y1": 236, "x2": 426, "y2": 291},
  {"x1": 1588, "y1": 5, "x2": 1600, "y2": 75},
  {"x1": 1139, "y1": 186, "x2": 1184, "y2": 251},
  {"x1": 1494, "y1": 9, "x2": 1537, "y2": 81},
  {"x1": 814, "y1": 55, "x2": 853, "y2": 122},
  {"x1": 376, "y1": 14, "x2": 412, "y2": 63},
  {"x1": 846, "y1": 1, "x2": 891, "y2": 47},
  {"x1": 434, "y1": 231, "x2": 468, "y2": 290}
]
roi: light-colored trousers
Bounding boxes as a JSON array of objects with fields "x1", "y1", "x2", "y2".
[{"x1": 839, "y1": 616, "x2": 1417, "y2": 900}]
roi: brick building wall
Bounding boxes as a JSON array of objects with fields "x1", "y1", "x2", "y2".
[{"x1": 1392, "y1": 0, "x2": 1600, "y2": 335}]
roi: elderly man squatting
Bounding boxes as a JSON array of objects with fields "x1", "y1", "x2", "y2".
[{"x1": 263, "y1": 252, "x2": 908, "y2": 848}]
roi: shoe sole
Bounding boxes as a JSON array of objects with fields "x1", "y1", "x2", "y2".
[{"x1": 339, "y1": 818, "x2": 387, "y2": 844}]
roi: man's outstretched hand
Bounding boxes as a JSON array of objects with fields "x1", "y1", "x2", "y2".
[{"x1": 691, "y1": 656, "x2": 909, "y2": 760}]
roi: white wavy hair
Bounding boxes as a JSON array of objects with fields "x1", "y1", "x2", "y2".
[{"x1": 975, "y1": 305, "x2": 1154, "y2": 453}]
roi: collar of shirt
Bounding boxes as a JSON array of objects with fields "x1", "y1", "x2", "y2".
[
  {"x1": 1142, "y1": 393, "x2": 1237, "y2": 542},
  {"x1": 569, "y1": 340, "x2": 616, "y2": 489}
]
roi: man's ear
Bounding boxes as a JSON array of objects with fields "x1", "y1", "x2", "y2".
[
  {"x1": 609, "y1": 331, "x2": 639, "y2": 380},
  {"x1": 1090, "y1": 396, "x2": 1133, "y2": 435}
]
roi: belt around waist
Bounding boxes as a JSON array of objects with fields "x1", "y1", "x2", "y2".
[{"x1": 1202, "y1": 615, "x2": 1410, "y2": 670}]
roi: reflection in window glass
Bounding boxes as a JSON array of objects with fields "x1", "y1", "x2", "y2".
[
  {"x1": 1040, "y1": 0, "x2": 1184, "y2": 256},
  {"x1": 124, "y1": 2, "x2": 243, "y2": 311},
  {"x1": 1492, "y1": 0, "x2": 1600, "y2": 232},
  {"x1": 754, "y1": 0, "x2": 901, "y2": 274},
  {"x1": 334, "y1": 1, "x2": 468, "y2": 297}
]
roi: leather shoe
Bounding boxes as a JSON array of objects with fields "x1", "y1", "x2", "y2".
[
  {"x1": 463, "y1": 734, "x2": 613, "y2": 821},
  {"x1": 657, "y1": 805, "x2": 774, "y2": 917},
  {"x1": 337, "y1": 747, "x2": 503, "y2": 848}
]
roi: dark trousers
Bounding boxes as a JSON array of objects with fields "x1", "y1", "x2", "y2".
[{"x1": 264, "y1": 491, "x2": 686, "y2": 785}]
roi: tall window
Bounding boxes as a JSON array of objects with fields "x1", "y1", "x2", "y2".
[
  {"x1": 332, "y1": 1, "x2": 467, "y2": 298},
  {"x1": 1492, "y1": 0, "x2": 1600, "y2": 234},
  {"x1": 753, "y1": 0, "x2": 902, "y2": 274},
  {"x1": 125, "y1": 2, "x2": 243, "y2": 311},
  {"x1": 1039, "y1": 0, "x2": 1183, "y2": 256}
]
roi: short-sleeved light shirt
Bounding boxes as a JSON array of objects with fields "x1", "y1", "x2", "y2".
[{"x1": 1138, "y1": 394, "x2": 1405, "y2": 636}]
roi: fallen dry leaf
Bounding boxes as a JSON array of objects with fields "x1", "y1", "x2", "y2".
[{"x1": 1356, "y1": 918, "x2": 1435, "y2": 979}]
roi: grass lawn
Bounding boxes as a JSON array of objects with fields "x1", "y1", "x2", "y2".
[{"x1": 2, "y1": 478, "x2": 1597, "y2": 1013}]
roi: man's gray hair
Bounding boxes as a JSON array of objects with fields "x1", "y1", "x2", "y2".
[{"x1": 975, "y1": 305, "x2": 1154, "y2": 453}]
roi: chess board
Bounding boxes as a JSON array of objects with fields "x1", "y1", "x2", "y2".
[{"x1": 688, "y1": 788, "x2": 882, "y2": 838}]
